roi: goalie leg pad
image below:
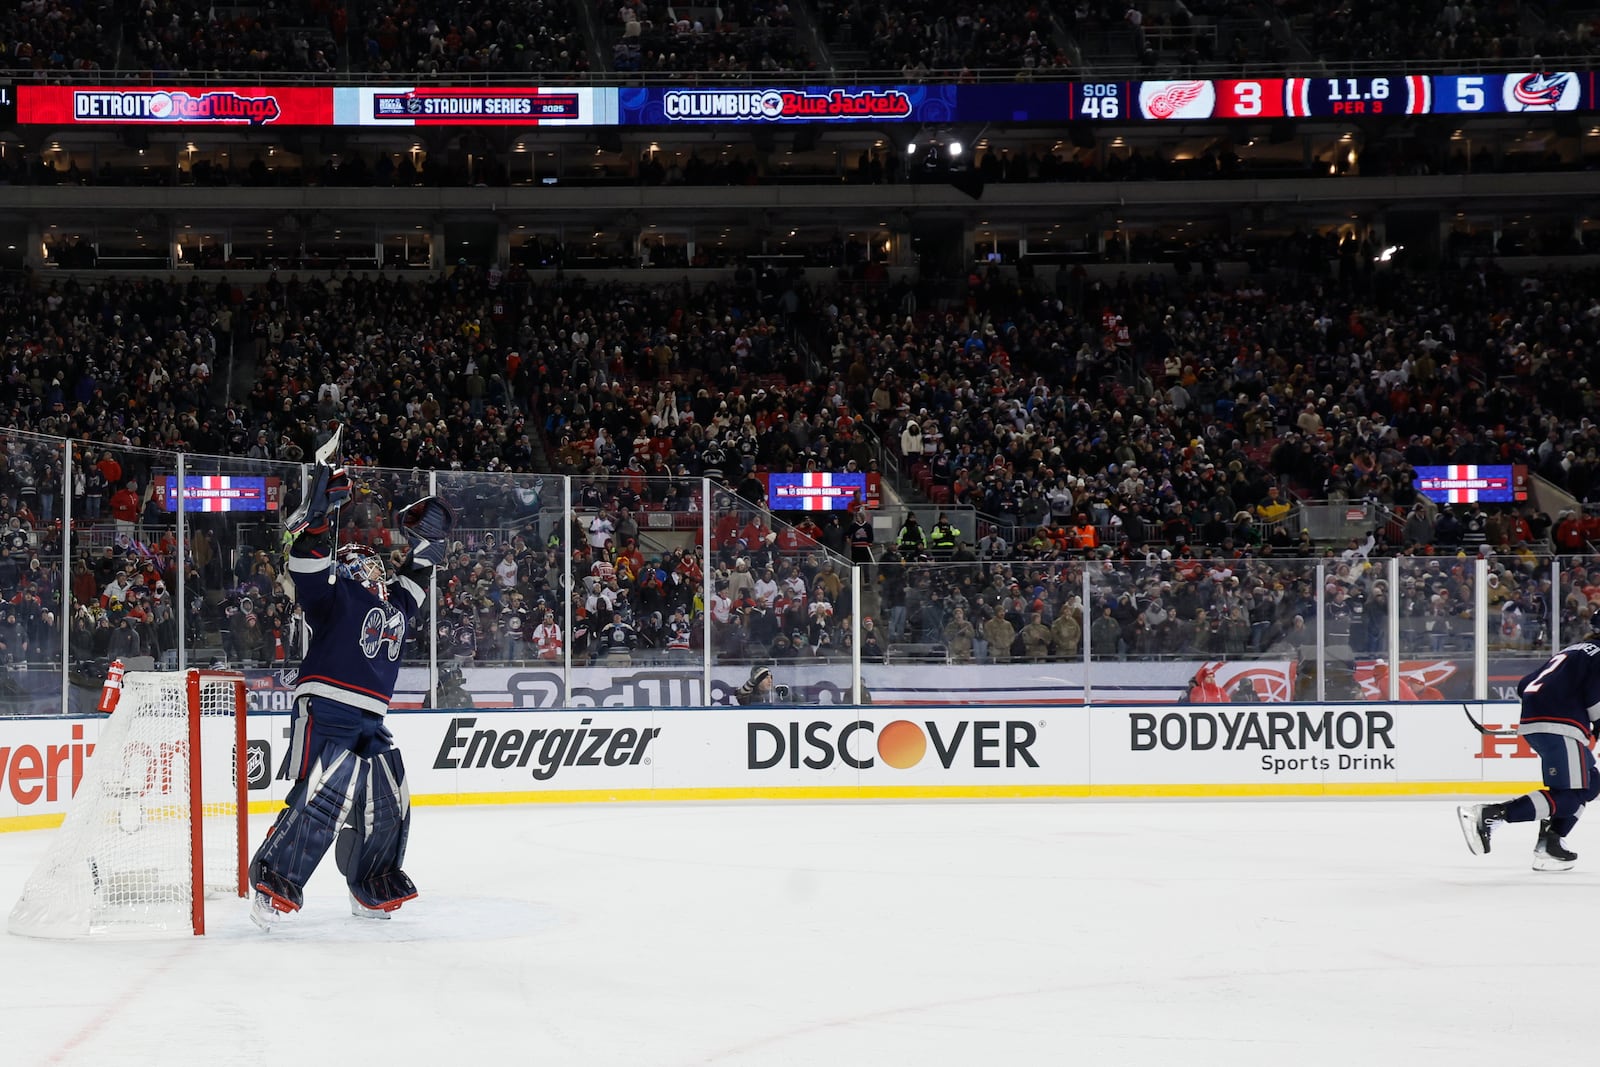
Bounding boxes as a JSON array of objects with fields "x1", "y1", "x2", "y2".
[
  {"x1": 343, "y1": 748, "x2": 417, "y2": 911},
  {"x1": 251, "y1": 744, "x2": 364, "y2": 900}
]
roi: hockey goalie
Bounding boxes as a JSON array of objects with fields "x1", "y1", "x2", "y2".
[{"x1": 250, "y1": 444, "x2": 454, "y2": 931}]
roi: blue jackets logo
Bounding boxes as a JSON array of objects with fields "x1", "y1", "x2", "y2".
[
  {"x1": 662, "y1": 88, "x2": 913, "y2": 122},
  {"x1": 359, "y1": 607, "x2": 405, "y2": 661},
  {"x1": 1505, "y1": 72, "x2": 1579, "y2": 111}
]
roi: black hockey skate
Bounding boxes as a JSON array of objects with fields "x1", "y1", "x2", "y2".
[
  {"x1": 1456, "y1": 802, "x2": 1505, "y2": 856},
  {"x1": 1533, "y1": 820, "x2": 1578, "y2": 872}
]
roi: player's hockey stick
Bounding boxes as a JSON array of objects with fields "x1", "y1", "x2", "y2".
[
  {"x1": 1462, "y1": 703, "x2": 1518, "y2": 738},
  {"x1": 316, "y1": 425, "x2": 344, "y2": 585}
]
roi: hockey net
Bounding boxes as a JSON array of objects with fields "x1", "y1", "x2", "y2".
[{"x1": 7, "y1": 670, "x2": 248, "y2": 938}]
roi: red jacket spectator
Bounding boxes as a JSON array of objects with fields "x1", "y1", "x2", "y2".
[
  {"x1": 109, "y1": 482, "x2": 140, "y2": 524},
  {"x1": 1188, "y1": 667, "x2": 1228, "y2": 703}
]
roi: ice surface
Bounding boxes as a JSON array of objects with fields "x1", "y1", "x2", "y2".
[{"x1": 0, "y1": 800, "x2": 1591, "y2": 1066}]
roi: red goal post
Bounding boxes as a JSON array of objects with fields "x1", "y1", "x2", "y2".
[{"x1": 7, "y1": 668, "x2": 250, "y2": 938}]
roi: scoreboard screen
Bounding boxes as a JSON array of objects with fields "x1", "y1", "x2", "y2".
[
  {"x1": 161, "y1": 475, "x2": 280, "y2": 512},
  {"x1": 1131, "y1": 71, "x2": 1590, "y2": 120},
  {"x1": 1073, "y1": 82, "x2": 1130, "y2": 120},
  {"x1": 767, "y1": 473, "x2": 866, "y2": 511},
  {"x1": 1413, "y1": 465, "x2": 1521, "y2": 504},
  {"x1": 13, "y1": 71, "x2": 1596, "y2": 128},
  {"x1": 1139, "y1": 76, "x2": 1431, "y2": 119}
]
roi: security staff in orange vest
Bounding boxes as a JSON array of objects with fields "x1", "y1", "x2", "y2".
[{"x1": 1073, "y1": 514, "x2": 1099, "y2": 553}]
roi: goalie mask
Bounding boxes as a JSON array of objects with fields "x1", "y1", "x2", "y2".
[{"x1": 337, "y1": 544, "x2": 389, "y2": 601}]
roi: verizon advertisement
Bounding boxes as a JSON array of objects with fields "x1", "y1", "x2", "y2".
[{"x1": 0, "y1": 718, "x2": 106, "y2": 821}]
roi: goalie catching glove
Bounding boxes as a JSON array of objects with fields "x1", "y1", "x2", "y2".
[
  {"x1": 284, "y1": 464, "x2": 353, "y2": 538},
  {"x1": 397, "y1": 495, "x2": 455, "y2": 567}
]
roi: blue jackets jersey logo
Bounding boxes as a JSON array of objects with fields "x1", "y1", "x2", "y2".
[{"x1": 360, "y1": 606, "x2": 406, "y2": 661}]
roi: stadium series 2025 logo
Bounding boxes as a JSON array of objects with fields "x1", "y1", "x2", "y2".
[
  {"x1": 72, "y1": 90, "x2": 282, "y2": 124},
  {"x1": 662, "y1": 88, "x2": 913, "y2": 122}
]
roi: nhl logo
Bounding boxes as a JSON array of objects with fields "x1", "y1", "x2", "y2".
[{"x1": 245, "y1": 740, "x2": 272, "y2": 790}]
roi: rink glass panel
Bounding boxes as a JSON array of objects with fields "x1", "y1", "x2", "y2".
[
  {"x1": 571, "y1": 473, "x2": 709, "y2": 700},
  {"x1": 434, "y1": 468, "x2": 562, "y2": 673},
  {"x1": 0, "y1": 431, "x2": 68, "y2": 714},
  {"x1": 0, "y1": 425, "x2": 1559, "y2": 715},
  {"x1": 709, "y1": 488, "x2": 855, "y2": 706}
]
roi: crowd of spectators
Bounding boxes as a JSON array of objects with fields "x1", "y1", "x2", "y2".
[
  {"x1": 357, "y1": 0, "x2": 589, "y2": 74},
  {"x1": 125, "y1": 0, "x2": 338, "y2": 76},
  {"x1": 814, "y1": 0, "x2": 1070, "y2": 75},
  {"x1": 6, "y1": 0, "x2": 1600, "y2": 80},
  {"x1": 1, "y1": 245, "x2": 1600, "y2": 694},
  {"x1": 1064, "y1": 0, "x2": 1286, "y2": 70},
  {"x1": 1, "y1": 0, "x2": 114, "y2": 73},
  {"x1": 609, "y1": 0, "x2": 810, "y2": 73},
  {"x1": 1290, "y1": 0, "x2": 1529, "y2": 65}
]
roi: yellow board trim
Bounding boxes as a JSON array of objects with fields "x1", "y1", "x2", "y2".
[
  {"x1": 410, "y1": 781, "x2": 1541, "y2": 805},
  {"x1": 0, "y1": 781, "x2": 1542, "y2": 833}
]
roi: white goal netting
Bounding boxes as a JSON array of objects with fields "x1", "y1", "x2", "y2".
[{"x1": 8, "y1": 670, "x2": 247, "y2": 938}]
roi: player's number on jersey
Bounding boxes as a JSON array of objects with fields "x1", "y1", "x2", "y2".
[
  {"x1": 1523, "y1": 652, "x2": 1567, "y2": 693},
  {"x1": 1456, "y1": 76, "x2": 1485, "y2": 111},
  {"x1": 1233, "y1": 81, "x2": 1262, "y2": 116}
]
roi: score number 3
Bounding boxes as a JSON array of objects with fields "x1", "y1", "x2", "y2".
[{"x1": 1232, "y1": 81, "x2": 1262, "y2": 115}]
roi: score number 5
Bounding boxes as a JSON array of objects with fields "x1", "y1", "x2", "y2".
[{"x1": 1456, "y1": 76, "x2": 1485, "y2": 111}]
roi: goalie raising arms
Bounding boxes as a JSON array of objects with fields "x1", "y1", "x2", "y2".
[{"x1": 250, "y1": 442, "x2": 454, "y2": 929}]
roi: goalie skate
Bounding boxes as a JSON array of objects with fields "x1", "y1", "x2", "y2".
[
  {"x1": 349, "y1": 893, "x2": 392, "y2": 920},
  {"x1": 249, "y1": 860, "x2": 303, "y2": 932},
  {"x1": 250, "y1": 888, "x2": 297, "y2": 931}
]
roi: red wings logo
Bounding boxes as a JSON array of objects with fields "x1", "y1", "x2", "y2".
[{"x1": 1145, "y1": 81, "x2": 1206, "y2": 120}]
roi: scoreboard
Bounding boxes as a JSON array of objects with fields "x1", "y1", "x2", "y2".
[
  {"x1": 1078, "y1": 71, "x2": 1589, "y2": 121},
  {"x1": 13, "y1": 72, "x2": 1595, "y2": 128}
]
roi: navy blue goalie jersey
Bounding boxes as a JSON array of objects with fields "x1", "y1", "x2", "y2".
[
  {"x1": 287, "y1": 546, "x2": 425, "y2": 716},
  {"x1": 1518, "y1": 641, "x2": 1600, "y2": 742}
]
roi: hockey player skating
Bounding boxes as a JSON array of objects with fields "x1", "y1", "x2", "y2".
[
  {"x1": 249, "y1": 446, "x2": 453, "y2": 929},
  {"x1": 1458, "y1": 611, "x2": 1600, "y2": 872}
]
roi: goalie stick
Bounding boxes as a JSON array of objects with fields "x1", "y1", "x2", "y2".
[
  {"x1": 280, "y1": 424, "x2": 346, "y2": 584},
  {"x1": 315, "y1": 425, "x2": 344, "y2": 585},
  {"x1": 1462, "y1": 703, "x2": 1518, "y2": 739}
]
